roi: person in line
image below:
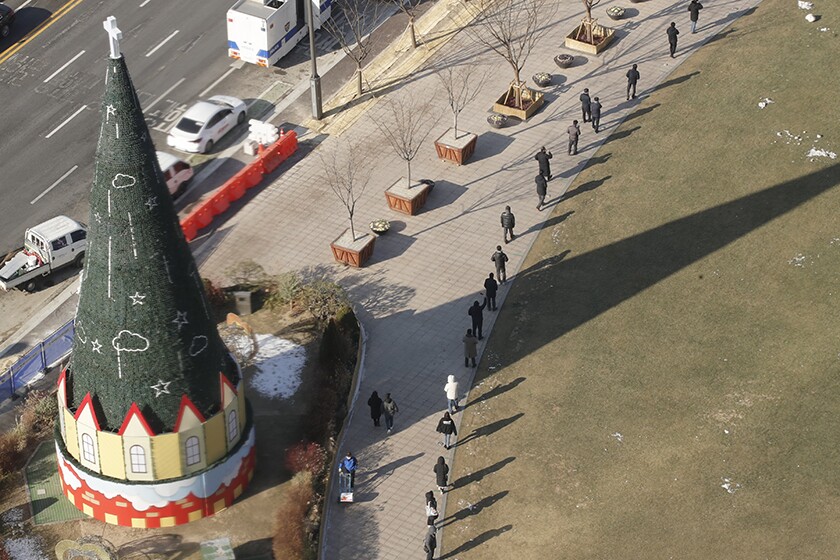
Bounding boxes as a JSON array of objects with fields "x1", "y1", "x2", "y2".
[
  {"x1": 483, "y1": 273, "x2": 499, "y2": 310},
  {"x1": 425, "y1": 490, "x2": 439, "y2": 526},
  {"x1": 468, "y1": 298, "x2": 487, "y2": 340},
  {"x1": 579, "y1": 88, "x2": 592, "y2": 122},
  {"x1": 434, "y1": 456, "x2": 450, "y2": 494},
  {"x1": 688, "y1": 0, "x2": 703, "y2": 33},
  {"x1": 590, "y1": 97, "x2": 602, "y2": 133},
  {"x1": 535, "y1": 172, "x2": 548, "y2": 210},
  {"x1": 492, "y1": 245, "x2": 509, "y2": 284},
  {"x1": 444, "y1": 375, "x2": 460, "y2": 413},
  {"x1": 567, "y1": 120, "x2": 581, "y2": 155},
  {"x1": 626, "y1": 63, "x2": 640, "y2": 100},
  {"x1": 500, "y1": 205, "x2": 516, "y2": 243},
  {"x1": 382, "y1": 392, "x2": 399, "y2": 433},
  {"x1": 463, "y1": 328, "x2": 478, "y2": 368},
  {"x1": 667, "y1": 22, "x2": 680, "y2": 58},
  {"x1": 535, "y1": 146, "x2": 553, "y2": 181},
  {"x1": 424, "y1": 525, "x2": 437, "y2": 560},
  {"x1": 367, "y1": 390, "x2": 383, "y2": 427},
  {"x1": 436, "y1": 411, "x2": 458, "y2": 449}
]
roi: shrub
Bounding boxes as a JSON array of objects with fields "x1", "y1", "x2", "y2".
[
  {"x1": 0, "y1": 431, "x2": 24, "y2": 480},
  {"x1": 300, "y1": 280, "x2": 349, "y2": 325},
  {"x1": 202, "y1": 278, "x2": 230, "y2": 312},
  {"x1": 266, "y1": 272, "x2": 303, "y2": 313},
  {"x1": 16, "y1": 389, "x2": 57, "y2": 443},
  {"x1": 226, "y1": 260, "x2": 270, "y2": 290},
  {"x1": 284, "y1": 441, "x2": 326, "y2": 477},
  {"x1": 272, "y1": 471, "x2": 315, "y2": 560}
]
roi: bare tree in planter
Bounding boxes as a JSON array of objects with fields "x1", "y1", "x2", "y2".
[
  {"x1": 576, "y1": 0, "x2": 602, "y2": 43},
  {"x1": 323, "y1": 0, "x2": 384, "y2": 97},
  {"x1": 434, "y1": 63, "x2": 487, "y2": 139},
  {"x1": 372, "y1": 93, "x2": 434, "y2": 187},
  {"x1": 391, "y1": 0, "x2": 424, "y2": 49},
  {"x1": 319, "y1": 139, "x2": 373, "y2": 242},
  {"x1": 462, "y1": 0, "x2": 555, "y2": 112}
]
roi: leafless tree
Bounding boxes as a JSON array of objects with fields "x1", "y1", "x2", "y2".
[
  {"x1": 319, "y1": 139, "x2": 373, "y2": 241},
  {"x1": 577, "y1": 0, "x2": 602, "y2": 43},
  {"x1": 322, "y1": 0, "x2": 384, "y2": 97},
  {"x1": 371, "y1": 94, "x2": 433, "y2": 187},
  {"x1": 434, "y1": 63, "x2": 488, "y2": 138},
  {"x1": 391, "y1": 0, "x2": 424, "y2": 48},
  {"x1": 462, "y1": 0, "x2": 556, "y2": 109}
]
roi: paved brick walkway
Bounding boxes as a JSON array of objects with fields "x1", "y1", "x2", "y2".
[{"x1": 196, "y1": 0, "x2": 760, "y2": 557}]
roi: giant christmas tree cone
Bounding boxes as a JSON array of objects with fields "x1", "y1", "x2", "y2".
[{"x1": 54, "y1": 19, "x2": 255, "y2": 527}]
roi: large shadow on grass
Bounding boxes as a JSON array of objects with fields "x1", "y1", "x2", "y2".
[
  {"x1": 441, "y1": 525, "x2": 513, "y2": 558},
  {"x1": 498, "y1": 163, "x2": 840, "y2": 363}
]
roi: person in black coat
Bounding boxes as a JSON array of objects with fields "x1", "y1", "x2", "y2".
[
  {"x1": 436, "y1": 411, "x2": 458, "y2": 449},
  {"x1": 579, "y1": 88, "x2": 591, "y2": 122},
  {"x1": 483, "y1": 273, "x2": 498, "y2": 310},
  {"x1": 688, "y1": 0, "x2": 703, "y2": 33},
  {"x1": 491, "y1": 245, "x2": 509, "y2": 283},
  {"x1": 500, "y1": 206, "x2": 516, "y2": 243},
  {"x1": 468, "y1": 298, "x2": 487, "y2": 340},
  {"x1": 425, "y1": 490, "x2": 439, "y2": 526},
  {"x1": 590, "y1": 97, "x2": 602, "y2": 133},
  {"x1": 667, "y1": 22, "x2": 679, "y2": 57},
  {"x1": 534, "y1": 146, "x2": 552, "y2": 181},
  {"x1": 626, "y1": 64, "x2": 640, "y2": 100},
  {"x1": 535, "y1": 173, "x2": 548, "y2": 210},
  {"x1": 434, "y1": 456, "x2": 450, "y2": 493},
  {"x1": 367, "y1": 391, "x2": 383, "y2": 427},
  {"x1": 424, "y1": 525, "x2": 437, "y2": 560},
  {"x1": 567, "y1": 120, "x2": 581, "y2": 155}
]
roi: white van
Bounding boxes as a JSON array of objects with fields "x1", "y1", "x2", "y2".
[{"x1": 156, "y1": 152, "x2": 194, "y2": 199}]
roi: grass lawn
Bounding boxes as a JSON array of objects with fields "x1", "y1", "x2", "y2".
[{"x1": 444, "y1": 1, "x2": 840, "y2": 558}]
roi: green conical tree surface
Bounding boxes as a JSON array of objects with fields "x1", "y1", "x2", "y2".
[{"x1": 68, "y1": 56, "x2": 238, "y2": 433}]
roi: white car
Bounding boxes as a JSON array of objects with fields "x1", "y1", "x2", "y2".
[
  {"x1": 156, "y1": 152, "x2": 193, "y2": 199},
  {"x1": 166, "y1": 95, "x2": 247, "y2": 154}
]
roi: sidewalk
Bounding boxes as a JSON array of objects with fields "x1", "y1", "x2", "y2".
[{"x1": 195, "y1": 0, "x2": 761, "y2": 557}]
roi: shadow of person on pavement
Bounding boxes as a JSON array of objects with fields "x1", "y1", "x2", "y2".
[{"x1": 440, "y1": 525, "x2": 514, "y2": 558}]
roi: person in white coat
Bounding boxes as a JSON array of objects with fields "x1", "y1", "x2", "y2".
[{"x1": 444, "y1": 374, "x2": 459, "y2": 413}]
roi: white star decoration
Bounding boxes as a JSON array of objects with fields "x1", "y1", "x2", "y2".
[
  {"x1": 173, "y1": 311, "x2": 189, "y2": 330},
  {"x1": 129, "y1": 292, "x2": 146, "y2": 306},
  {"x1": 145, "y1": 197, "x2": 158, "y2": 210},
  {"x1": 106, "y1": 104, "x2": 116, "y2": 121},
  {"x1": 90, "y1": 339, "x2": 102, "y2": 353},
  {"x1": 150, "y1": 379, "x2": 172, "y2": 397},
  {"x1": 94, "y1": 212, "x2": 102, "y2": 224}
]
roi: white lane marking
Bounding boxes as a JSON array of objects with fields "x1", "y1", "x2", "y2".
[
  {"x1": 31, "y1": 165, "x2": 78, "y2": 204},
  {"x1": 145, "y1": 29, "x2": 179, "y2": 58},
  {"x1": 199, "y1": 66, "x2": 237, "y2": 97},
  {"x1": 44, "y1": 50, "x2": 86, "y2": 83},
  {"x1": 45, "y1": 104, "x2": 87, "y2": 138},
  {"x1": 143, "y1": 77, "x2": 185, "y2": 112},
  {"x1": 139, "y1": 0, "x2": 152, "y2": 6}
]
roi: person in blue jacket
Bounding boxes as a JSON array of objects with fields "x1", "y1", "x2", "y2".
[{"x1": 340, "y1": 451, "x2": 358, "y2": 488}]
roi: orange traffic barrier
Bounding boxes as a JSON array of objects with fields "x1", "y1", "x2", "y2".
[{"x1": 179, "y1": 130, "x2": 298, "y2": 242}]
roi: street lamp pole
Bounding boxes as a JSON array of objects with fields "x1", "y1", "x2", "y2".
[{"x1": 305, "y1": 0, "x2": 323, "y2": 120}]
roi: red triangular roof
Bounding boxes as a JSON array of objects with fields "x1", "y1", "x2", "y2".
[
  {"x1": 73, "y1": 392, "x2": 101, "y2": 431},
  {"x1": 117, "y1": 402, "x2": 155, "y2": 436},
  {"x1": 174, "y1": 394, "x2": 206, "y2": 431}
]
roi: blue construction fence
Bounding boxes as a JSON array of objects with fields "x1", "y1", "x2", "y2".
[{"x1": 0, "y1": 319, "x2": 74, "y2": 403}]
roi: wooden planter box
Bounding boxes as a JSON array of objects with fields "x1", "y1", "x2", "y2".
[
  {"x1": 565, "y1": 25, "x2": 616, "y2": 54},
  {"x1": 492, "y1": 90, "x2": 545, "y2": 121},
  {"x1": 434, "y1": 128, "x2": 478, "y2": 165},
  {"x1": 385, "y1": 179, "x2": 432, "y2": 216},
  {"x1": 330, "y1": 229, "x2": 375, "y2": 267}
]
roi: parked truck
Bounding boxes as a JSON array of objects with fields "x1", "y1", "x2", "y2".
[
  {"x1": 227, "y1": 0, "x2": 331, "y2": 67},
  {"x1": 0, "y1": 216, "x2": 87, "y2": 292}
]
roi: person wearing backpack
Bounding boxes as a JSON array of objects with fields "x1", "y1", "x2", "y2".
[{"x1": 382, "y1": 393, "x2": 399, "y2": 434}]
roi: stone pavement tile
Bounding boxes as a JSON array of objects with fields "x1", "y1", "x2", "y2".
[{"x1": 194, "y1": 0, "x2": 762, "y2": 557}]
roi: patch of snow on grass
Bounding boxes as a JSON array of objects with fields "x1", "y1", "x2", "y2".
[
  {"x1": 611, "y1": 432, "x2": 623, "y2": 443},
  {"x1": 248, "y1": 334, "x2": 306, "y2": 399},
  {"x1": 721, "y1": 477, "x2": 741, "y2": 494},
  {"x1": 806, "y1": 147, "x2": 837, "y2": 160},
  {"x1": 1, "y1": 508, "x2": 23, "y2": 524},
  {"x1": 789, "y1": 253, "x2": 807, "y2": 267},
  {"x1": 797, "y1": 0, "x2": 813, "y2": 9},
  {"x1": 758, "y1": 97, "x2": 774, "y2": 109},
  {"x1": 819, "y1": 27, "x2": 830, "y2": 32},
  {"x1": 4, "y1": 536, "x2": 45, "y2": 560},
  {"x1": 805, "y1": 13, "x2": 817, "y2": 22}
]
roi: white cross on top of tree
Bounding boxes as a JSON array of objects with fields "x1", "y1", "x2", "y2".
[{"x1": 103, "y1": 16, "x2": 122, "y2": 59}]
